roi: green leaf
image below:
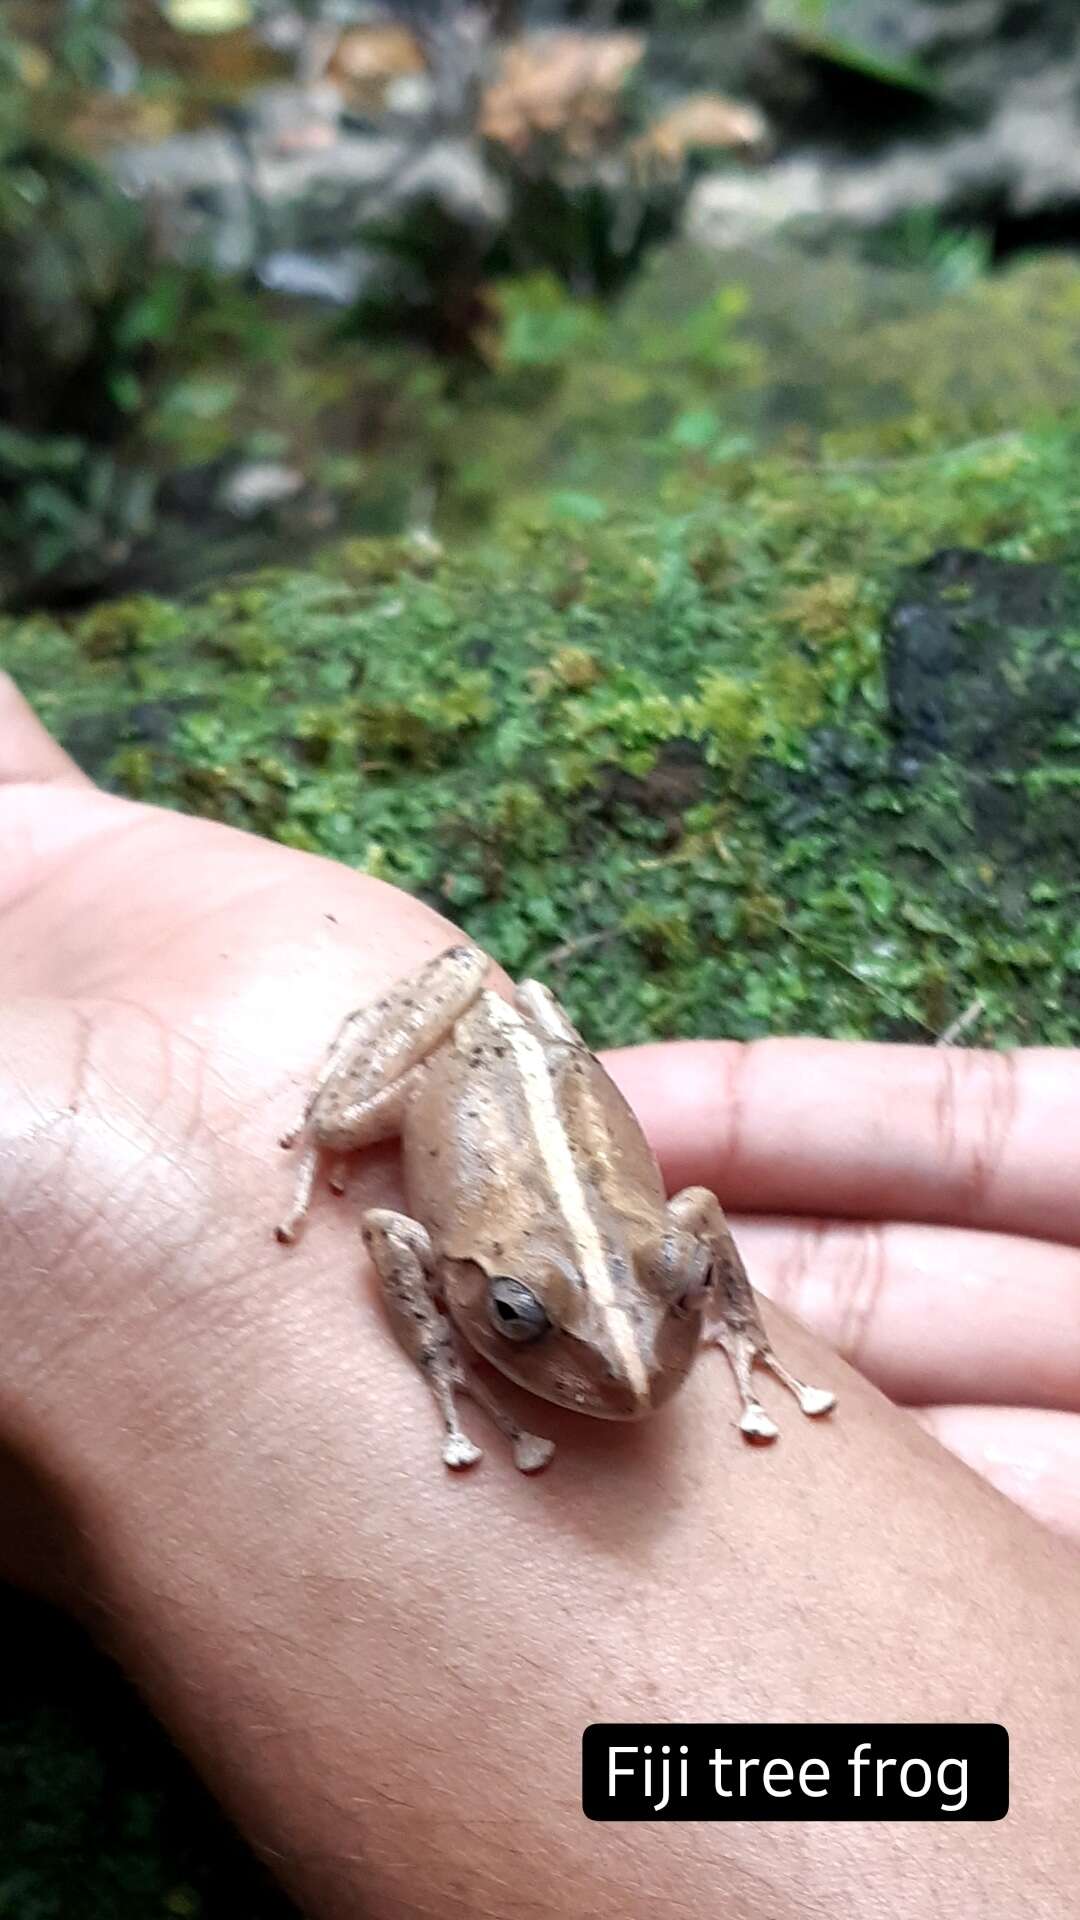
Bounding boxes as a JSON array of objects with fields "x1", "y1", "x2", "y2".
[
  {"x1": 496, "y1": 275, "x2": 604, "y2": 371},
  {"x1": 854, "y1": 868, "x2": 895, "y2": 917},
  {"x1": 900, "y1": 900, "x2": 953, "y2": 937},
  {"x1": 670, "y1": 408, "x2": 721, "y2": 451},
  {"x1": 547, "y1": 491, "x2": 606, "y2": 525}
]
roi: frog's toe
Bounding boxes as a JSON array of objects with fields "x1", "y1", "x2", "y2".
[
  {"x1": 799, "y1": 1385, "x2": 836, "y2": 1418},
  {"x1": 444, "y1": 1434, "x2": 483, "y2": 1470},
  {"x1": 739, "y1": 1404, "x2": 779, "y2": 1443},
  {"x1": 513, "y1": 1434, "x2": 556, "y2": 1474}
]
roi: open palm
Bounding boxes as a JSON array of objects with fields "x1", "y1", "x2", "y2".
[{"x1": 2, "y1": 670, "x2": 1079, "y2": 1580}]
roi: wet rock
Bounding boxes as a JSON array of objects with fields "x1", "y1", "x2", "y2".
[
  {"x1": 757, "y1": 0, "x2": 1079, "y2": 114},
  {"x1": 689, "y1": 52, "x2": 1080, "y2": 252},
  {"x1": 255, "y1": 246, "x2": 366, "y2": 303},
  {"x1": 218, "y1": 460, "x2": 304, "y2": 518},
  {"x1": 883, "y1": 547, "x2": 1080, "y2": 866},
  {"x1": 110, "y1": 95, "x2": 504, "y2": 278},
  {"x1": 688, "y1": 3, "x2": 1080, "y2": 251}
]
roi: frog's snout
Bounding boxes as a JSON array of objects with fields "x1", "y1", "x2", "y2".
[{"x1": 602, "y1": 1362, "x2": 656, "y2": 1419}]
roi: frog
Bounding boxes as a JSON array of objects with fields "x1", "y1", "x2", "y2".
[{"x1": 276, "y1": 944, "x2": 835, "y2": 1472}]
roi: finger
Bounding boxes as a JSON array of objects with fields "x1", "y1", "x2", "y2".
[
  {"x1": 731, "y1": 1214, "x2": 1080, "y2": 1413},
  {"x1": 914, "y1": 1405, "x2": 1080, "y2": 1545},
  {"x1": 0, "y1": 673, "x2": 93, "y2": 788},
  {"x1": 606, "y1": 1037, "x2": 1080, "y2": 1246}
]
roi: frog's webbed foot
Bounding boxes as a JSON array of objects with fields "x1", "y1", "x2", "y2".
[
  {"x1": 709, "y1": 1323, "x2": 835, "y2": 1445},
  {"x1": 275, "y1": 943, "x2": 489, "y2": 1243},
  {"x1": 666, "y1": 1186, "x2": 836, "y2": 1444},
  {"x1": 362, "y1": 1209, "x2": 554, "y2": 1474}
]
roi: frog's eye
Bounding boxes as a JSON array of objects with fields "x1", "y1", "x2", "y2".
[
  {"x1": 488, "y1": 1276, "x2": 550, "y2": 1344},
  {"x1": 657, "y1": 1236, "x2": 713, "y2": 1313},
  {"x1": 673, "y1": 1274, "x2": 711, "y2": 1316}
]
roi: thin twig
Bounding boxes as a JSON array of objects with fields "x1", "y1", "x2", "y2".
[
  {"x1": 936, "y1": 995, "x2": 986, "y2": 1047},
  {"x1": 533, "y1": 927, "x2": 620, "y2": 971},
  {"x1": 828, "y1": 431, "x2": 1025, "y2": 475}
]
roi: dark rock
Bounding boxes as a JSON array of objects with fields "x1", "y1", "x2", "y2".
[
  {"x1": 594, "y1": 737, "x2": 707, "y2": 839},
  {"x1": 885, "y1": 548, "x2": 1075, "y2": 762},
  {"x1": 883, "y1": 546, "x2": 1080, "y2": 865},
  {"x1": 60, "y1": 696, "x2": 204, "y2": 782},
  {"x1": 127, "y1": 697, "x2": 205, "y2": 745}
]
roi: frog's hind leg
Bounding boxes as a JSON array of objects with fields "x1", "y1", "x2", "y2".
[
  {"x1": 276, "y1": 944, "x2": 489, "y2": 1243},
  {"x1": 667, "y1": 1187, "x2": 836, "y2": 1443},
  {"x1": 276, "y1": 1068, "x2": 423, "y2": 1244},
  {"x1": 281, "y1": 943, "x2": 489, "y2": 1149}
]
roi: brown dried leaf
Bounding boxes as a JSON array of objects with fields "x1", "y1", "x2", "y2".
[
  {"x1": 327, "y1": 23, "x2": 427, "y2": 109},
  {"x1": 634, "y1": 93, "x2": 769, "y2": 174},
  {"x1": 480, "y1": 31, "x2": 645, "y2": 157}
]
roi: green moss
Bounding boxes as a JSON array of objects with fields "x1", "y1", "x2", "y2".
[
  {"x1": 690, "y1": 671, "x2": 765, "y2": 771},
  {"x1": 6, "y1": 389, "x2": 1080, "y2": 1047},
  {"x1": 75, "y1": 593, "x2": 184, "y2": 659}
]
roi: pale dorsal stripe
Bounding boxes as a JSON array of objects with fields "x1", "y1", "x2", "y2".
[{"x1": 483, "y1": 995, "x2": 649, "y2": 1401}]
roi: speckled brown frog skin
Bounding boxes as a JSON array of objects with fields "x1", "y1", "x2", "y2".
[{"x1": 276, "y1": 946, "x2": 836, "y2": 1472}]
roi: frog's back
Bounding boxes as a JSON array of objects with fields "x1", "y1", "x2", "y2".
[{"x1": 401, "y1": 989, "x2": 665, "y2": 1263}]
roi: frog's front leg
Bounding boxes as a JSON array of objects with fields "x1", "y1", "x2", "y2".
[
  {"x1": 513, "y1": 978, "x2": 589, "y2": 1048},
  {"x1": 666, "y1": 1187, "x2": 836, "y2": 1442},
  {"x1": 362, "y1": 1211, "x2": 554, "y2": 1474},
  {"x1": 276, "y1": 944, "x2": 488, "y2": 1243}
]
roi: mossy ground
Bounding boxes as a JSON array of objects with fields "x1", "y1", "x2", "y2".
[
  {"x1": 8, "y1": 249, "x2": 1080, "y2": 1049},
  {"x1": 4, "y1": 239, "x2": 1080, "y2": 1915}
]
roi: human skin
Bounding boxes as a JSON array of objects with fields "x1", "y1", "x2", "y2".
[{"x1": 2, "y1": 672, "x2": 1079, "y2": 1919}]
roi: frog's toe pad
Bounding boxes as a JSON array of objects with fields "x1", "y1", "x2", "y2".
[
  {"x1": 740, "y1": 1405, "x2": 779, "y2": 1443},
  {"x1": 444, "y1": 1435, "x2": 483, "y2": 1470},
  {"x1": 799, "y1": 1386, "x2": 836, "y2": 1418},
  {"x1": 514, "y1": 1434, "x2": 556, "y2": 1474}
]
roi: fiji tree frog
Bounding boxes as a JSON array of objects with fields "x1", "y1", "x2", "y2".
[{"x1": 276, "y1": 945, "x2": 835, "y2": 1472}]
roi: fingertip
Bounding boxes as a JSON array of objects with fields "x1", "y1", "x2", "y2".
[
  {"x1": 0, "y1": 673, "x2": 94, "y2": 788},
  {"x1": 914, "y1": 1403, "x2": 1080, "y2": 1543},
  {"x1": 605, "y1": 1035, "x2": 1080, "y2": 1245}
]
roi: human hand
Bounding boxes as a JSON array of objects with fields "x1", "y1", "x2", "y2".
[
  {"x1": 5, "y1": 671, "x2": 1080, "y2": 1920},
  {"x1": 1, "y1": 666, "x2": 1078, "y2": 1611},
  {"x1": 0, "y1": 671, "x2": 468, "y2": 1600},
  {"x1": 613, "y1": 1039, "x2": 1080, "y2": 1544}
]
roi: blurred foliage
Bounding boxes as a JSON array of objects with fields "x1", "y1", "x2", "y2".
[
  {"x1": 762, "y1": 0, "x2": 936, "y2": 97},
  {"x1": 485, "y1": 143, "x2": 684, "y2": 299},
  {"x1": 0, "y1": 0, "x2": 714, "y2": 602},
  {"x1": 0, "y1": 8, "x2": 197, "y2": 601},
  {"x1": 0, "y1": 140, "x2": 184, "y2": 439},
  {"x1": 0, "y1": 1589, "x2": 297, "y2": 1920},
  {"x1": 857, "y1": 210, "x2": 992, "y2": 294},
  {"x1": 493, "y1": 271, "x2": 606, "y2": 368},
  {"x1": 0, "y1": 130, "x2": 192, "y2": 602},
  {"x1": 51, "y1": 0, "x2": 127, "y2": 87},
  {"x1": 0, "y1": 426, "x2": 155, "y2": 604}
]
